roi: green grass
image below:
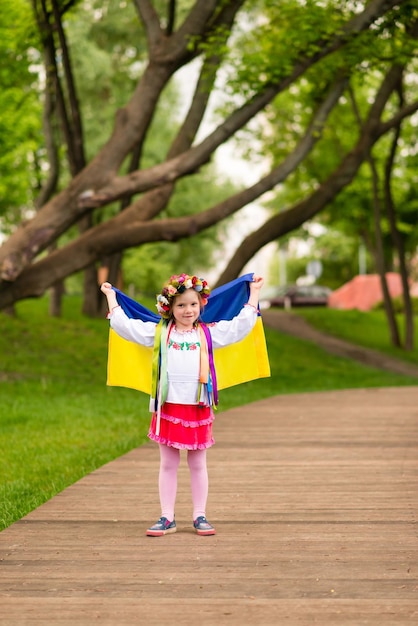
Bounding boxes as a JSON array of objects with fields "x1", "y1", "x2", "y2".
[
  {"x1": 1, "y1": 296, "x2": 417, "y2": 530},
  {"x1": 295, "y1": 307, "x2": 418, "y2": 366}
]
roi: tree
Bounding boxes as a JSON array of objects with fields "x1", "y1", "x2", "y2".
[
  {"x1": 0, "y1": 0, "x2": 417, "y2": 315},
  {"x1": 0, "y1": 0, "x2": 42, "y2": 228}
]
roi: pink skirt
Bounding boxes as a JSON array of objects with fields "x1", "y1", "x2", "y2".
[{"x1": 148, "y1": 402, "x2": 215, "y2": 450}]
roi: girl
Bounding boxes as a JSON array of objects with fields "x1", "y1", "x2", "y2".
[{"x1": 101, "y1": 273, "x2": 264, "y2": 537}]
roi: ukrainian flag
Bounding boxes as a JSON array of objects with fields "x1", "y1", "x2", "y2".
[{"x1": 106, "y1": 273, "x2": 270, "y2": 394}]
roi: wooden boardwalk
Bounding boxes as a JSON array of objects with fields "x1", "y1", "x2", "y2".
[{"x1": 1, "y1": 386, "x2": 418, "y2": 625}]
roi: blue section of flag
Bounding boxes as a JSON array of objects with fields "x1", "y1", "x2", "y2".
[
  {"x1": 114, "y1": 273, "x2": 255, "y2": 322},
  {"x1": 113, "y1": 289, "x2": 159, "y2": 322},
  {"x1": 201, "y1": 274, "x2": 253, "y2": 322}
]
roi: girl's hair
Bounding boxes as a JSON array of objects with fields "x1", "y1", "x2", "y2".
[{"x1": 156, "y1": 273, "x2": 210, "y2": 319}]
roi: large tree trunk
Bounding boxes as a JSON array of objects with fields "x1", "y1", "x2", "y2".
[
  {"x1": 349, "y1": 68, "x2": 407, "y2": 349},
  {"x1": 384, "y1": 81, "x2": 414, "y2": 350},
  {"x1": 368, "y1": 154, "x2": 401, "y2": 348},
  {"x1": 82, "y1": 264, "x2": 101, "y2": 317},
  {"x1": 34, "y1": 0, "x2": 88, "y2": 315},
  {"x1": 49, "y1": 280, "x2": 65, "y2": 317}
]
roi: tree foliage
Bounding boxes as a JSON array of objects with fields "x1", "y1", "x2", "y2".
[
  {"x1": 0, "y1": 0, "x2": 42, "y2": 229},
  {"x1": 0, "y1": 0, "x2": 416, "y2": 315}
]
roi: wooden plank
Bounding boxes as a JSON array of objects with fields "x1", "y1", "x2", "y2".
[
  {"x1": 1, "y1": 387, "x2": 418, "y2": 624},
  {"x1": 0, "y1": 598, "x2": 417, "y2": 626}
]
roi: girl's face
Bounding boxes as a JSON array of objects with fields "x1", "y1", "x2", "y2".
[{"x1": 171, "y1": 289, "x2": 201, "y2": 331}]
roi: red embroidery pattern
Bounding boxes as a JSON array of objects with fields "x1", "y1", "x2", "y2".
[{"x1": 168, "y1": 339, "x2": 201, "y2": 351}]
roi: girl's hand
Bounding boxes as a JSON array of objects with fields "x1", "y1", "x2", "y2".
[
  {"x1": 100, "y1": 281, "x2": 113, "y2": 295},
  {"x1": 251, "y1": 275, "x2": 264, "y2": 291},
  {"x1": 101, "y1": 281, "x2": 119, "y2": 311},
  {"x1": 248, "y1": 275, "x2": 264, "y2": 308}
]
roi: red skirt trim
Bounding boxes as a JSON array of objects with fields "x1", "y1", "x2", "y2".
[{"x1": 148, "y1": 402, "x2": 215, "y2": 451}]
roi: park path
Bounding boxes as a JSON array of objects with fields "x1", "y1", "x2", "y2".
[{"x1": 1, "y1": 386, "x2": 418, "y2": 625}]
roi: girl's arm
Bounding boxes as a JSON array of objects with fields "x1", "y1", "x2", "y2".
[
  {"x1": 247, "y1": 275, "x2": 264, "y2": 309},
  {"x1": 101, "y1": 281, "x2": 119, "y2": 313},
  {"x1": 100, "y1": 281, "x2": 156, "y2": 347}
]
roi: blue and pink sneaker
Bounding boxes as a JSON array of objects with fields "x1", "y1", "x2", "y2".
[
  {"x1": 146, "y1": 516, "x2": 177, "y2": 537},
  {"x1": 193, "y1": 516, "x2": 216, "y2": 536}
]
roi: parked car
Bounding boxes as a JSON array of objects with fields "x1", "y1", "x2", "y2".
[{"x1": 259, "y1": 285, "x2": 332, "y2": 309}]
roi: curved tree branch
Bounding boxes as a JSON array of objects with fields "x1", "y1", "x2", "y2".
[
  {"x1": 0, "y1": 76, "x2": 347, "y2": 306},
  {"x1": 80, "y1": 0, "x2": 404, "y2": 209},
  {"x1": 1, "y1": 91, "x2": 415, "y2": 309},
  {"x1": 130, "y1": 3, "x2": 241, "y2": 221},
  {"x1": 176, "y1": 0, "x2": 227, "y2": 44},
  {"x1": 166, "y1": 0, "x2": 176, "y2": 36},
  {"x1": 216, "y1": 93, "x2": 417, "y2": 284},
  {"x1": 132, "y1": 0, "x2": 164, "y2": 49},
  {"x1": 0, "y1": 0, "x2": 406, "y2": 286}
]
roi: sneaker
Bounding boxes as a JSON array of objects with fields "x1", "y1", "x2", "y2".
[
  {"x1": 146, "y1": 516, "x2": 176, "y2": 537},
  {"x1": 193, "y1": 516, "x2": 216, "y2": 536}
]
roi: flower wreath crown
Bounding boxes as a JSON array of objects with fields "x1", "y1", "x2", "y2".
[{"x1": 156, "y1": 273, "x2": 210, "y2": 318}]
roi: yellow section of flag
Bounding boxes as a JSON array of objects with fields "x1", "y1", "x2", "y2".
[
  {"x1": 213, "y1": 317, "x2": 270, "y2": 389},
  {"x1": 107, "y1": 316, "x2": 270, "y2": 394}
]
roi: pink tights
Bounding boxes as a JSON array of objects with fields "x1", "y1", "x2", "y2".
[{"x1": 158, "y1": 444, "x2": 208, "y2": 521}]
